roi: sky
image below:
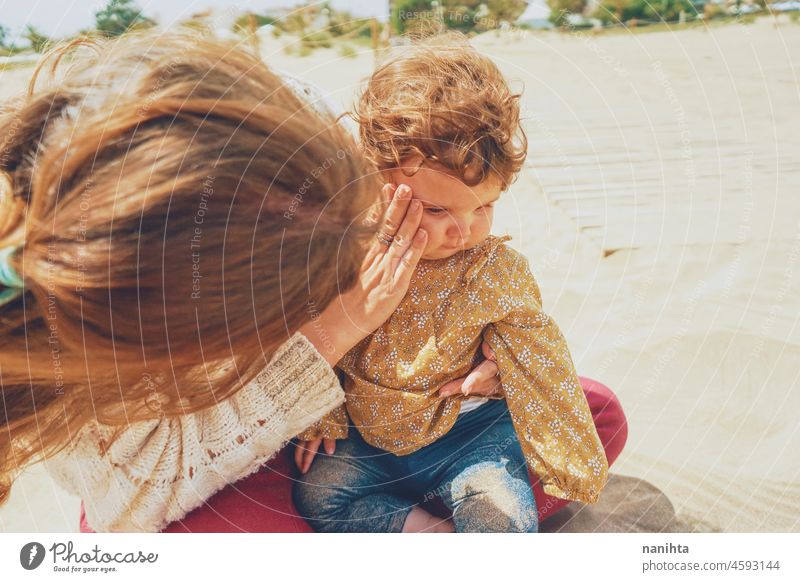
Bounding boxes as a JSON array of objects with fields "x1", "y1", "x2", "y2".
[{"x1": 0, "y1": 0, "x2": 390, "y2": 42}]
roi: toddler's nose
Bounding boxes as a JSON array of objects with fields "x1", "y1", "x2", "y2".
[{"x1": 447, "y1": 217, "x2": 471, "y2": 242}]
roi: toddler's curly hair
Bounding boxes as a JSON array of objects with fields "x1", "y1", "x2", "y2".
[{"x1": 354, "y1": 33, "x2": 527, "y2": 190}]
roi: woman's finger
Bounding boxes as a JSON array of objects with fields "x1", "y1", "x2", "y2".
[
  {"x1": 361, "y1": 184, "x2": 398, "y2": 268},
  {"x1": 387, "y1": 198, "x2": 423, "y2": 260},
  {"x1": 363, "y1": 183, "x2": 396, "y2": 229},
  {"x1": 393, "y1": 228, "x2": 427, "y2": 287},
  {"x1": 294, "y1": 441, "x2": 305, "y2": 470},
  {"x1": 382, "y1": 182, "x2": 397, "y2": 205},
  {"x1": 323, "y1": 437, "x2": 336, "y2": 455},
  {"x1": 376, "y1": 184, "x2": 412, "y2": 244}
]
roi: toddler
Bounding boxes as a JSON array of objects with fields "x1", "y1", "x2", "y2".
[{"x1": 293, "y1": 34, "x2": 609, "y2": 533}]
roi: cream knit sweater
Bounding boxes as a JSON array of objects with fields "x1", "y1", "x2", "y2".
[{"x1": 46, "y1": 332, "x2": 345, "y2": 532}]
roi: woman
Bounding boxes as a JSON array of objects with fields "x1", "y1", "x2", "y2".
[{"x1": 0, "y1": 32, "x2": 626, "y2": 533}]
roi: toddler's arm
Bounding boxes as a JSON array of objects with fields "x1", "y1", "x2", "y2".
[
  {"x1": 295, "y1": 404, "x2": 349, "y2": 441},
  {"x1": 483, "y1": 250, "x2": 609, "y2": 504}
]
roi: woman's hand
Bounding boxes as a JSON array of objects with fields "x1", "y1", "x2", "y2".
[
  {"x1": 438, "y1": 340, "x2": 502, "y2": 398},
  {"x1": 300, "y1": 183, "x2": 427, "y2": 366}
]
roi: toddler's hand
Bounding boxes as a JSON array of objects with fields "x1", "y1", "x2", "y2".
[
  {"x1": 438, "y1": 340, "x2": 501, "y2": 398},
  {"x1": 294, "y1": 437, "x2": 337, "y2": 474}
]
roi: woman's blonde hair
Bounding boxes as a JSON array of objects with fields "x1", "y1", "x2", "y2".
[{"x1": 0, "y1": 31, "x2": 375, "y2": 504}]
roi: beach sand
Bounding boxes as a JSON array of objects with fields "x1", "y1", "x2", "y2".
[{"x1": 1, "y1": 17, "x2": 798, "y2": 532}]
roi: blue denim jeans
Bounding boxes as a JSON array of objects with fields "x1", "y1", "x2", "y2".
[{"x1": 292, "y1": 398, "x2": 538, "y2": 532}]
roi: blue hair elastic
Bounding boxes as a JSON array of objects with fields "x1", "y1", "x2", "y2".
[{"x1": 0, "y1": 246, "x2": 24, "y2": 307}]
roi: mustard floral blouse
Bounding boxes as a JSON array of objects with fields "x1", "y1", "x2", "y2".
[{"x1": 298, "y1": 235, "x2": 609, "y2": 504}]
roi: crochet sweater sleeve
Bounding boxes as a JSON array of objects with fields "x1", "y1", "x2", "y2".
[{"x1": 46, "y1": 331, "x2": 345, "y2": 533}]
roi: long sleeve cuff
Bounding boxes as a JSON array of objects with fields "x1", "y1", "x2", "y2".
[{"x1": 295, "y1": 404, "x2": 349, "y2": 441}]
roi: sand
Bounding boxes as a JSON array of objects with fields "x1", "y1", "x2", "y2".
[{"x1": 1, "y1": 16, "x2": 798, "y2": 532}]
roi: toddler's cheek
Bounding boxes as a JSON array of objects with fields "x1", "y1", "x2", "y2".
[
  {"x1": 419, "y1": 213, "x2": 439, "y2": 231},
  {"x1": 476, "y1": 215, "x2": 494, "y2": 240},
  {"x1": 419, "y1": 217, "x2": 444, "y2": 243}
]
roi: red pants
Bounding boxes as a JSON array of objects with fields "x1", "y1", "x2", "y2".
[{"x1": 80, "y1": 377, "x2": 627, "y2": 532}]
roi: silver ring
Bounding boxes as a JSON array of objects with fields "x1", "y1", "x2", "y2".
[{"x1": 376, "y1": 231, "x2": 394, "y2": 246}]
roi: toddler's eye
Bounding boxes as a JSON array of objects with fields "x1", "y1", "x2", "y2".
[
  {"x1": 477, "y1": 203, "x2": 495, "y2": 213},
  {"x1": 425, "y1": 207, "x2": 445, "y2": 215}
]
